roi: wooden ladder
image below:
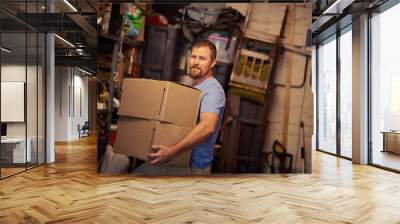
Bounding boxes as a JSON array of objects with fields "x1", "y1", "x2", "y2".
[{"x1": 219, "y1": 6, "x2": 291, "y2": 173}]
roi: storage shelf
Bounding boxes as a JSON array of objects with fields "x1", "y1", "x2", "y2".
[
  {"x1": 98, "y1": 5, "x2": 146, "y2": 163},
  {"x1": 99, "y1": 33, "x2": 144, "y2": 48},
  {"x1": 97, "y1": 108, "x2": 119, "y2": 113},
  {"x1": 97, "y1": 109, "x2": 109, "y2": 113},
  {"x1": 98, "y1": 67, "x2": 112, "y2": 72}
]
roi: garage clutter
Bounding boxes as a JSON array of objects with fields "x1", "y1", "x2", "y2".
[{"x1": 97, "y1": 3, "x2": 312, "y2": 174}]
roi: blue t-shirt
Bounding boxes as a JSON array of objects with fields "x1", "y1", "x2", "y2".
[{"x1": 191, "y1": 77, "x2": 226, "y2": 168}]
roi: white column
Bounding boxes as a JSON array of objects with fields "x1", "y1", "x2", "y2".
[
  {"x1": 45, "y1": 0, "x2": 55, "y2": 163},
  {"x1": 352, "y1": 14, "x2": 369, "y2": 164},
  {"x1": 46, "y1": 33, "x2": 55, "y2": 163}
]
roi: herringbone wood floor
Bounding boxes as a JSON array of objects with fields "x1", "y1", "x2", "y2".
[{"x1": 1, "y1": 135, "x2": 400, "y2": 223}]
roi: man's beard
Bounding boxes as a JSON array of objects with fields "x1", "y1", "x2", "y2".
[{"x1": 189, "y1": 66, "x2": 202, "y2": 79}]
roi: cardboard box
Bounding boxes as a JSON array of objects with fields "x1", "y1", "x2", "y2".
[
  {"x1": 114, "y1": 117, "x2": 193, "y2": 167},
  {"x1": 118, "y1": 78, "x2": 201, "y2": 128},
  {"x1": 114, "y1": 78, "x2": 201, "y2": 167}
]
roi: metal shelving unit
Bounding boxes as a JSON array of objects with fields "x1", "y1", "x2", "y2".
[{"x1": 97, "y1": 3, "x2": 145, "y2": 167}]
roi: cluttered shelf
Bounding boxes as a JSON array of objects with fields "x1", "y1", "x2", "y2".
[
  {"x1": 98, "y1": 64, "x2": 111, "y2": 71},
  {"x1": 97, "y1": 108, "x2": 118, "y2": 113},
  {"x1": 98, "y1": 32, "x2": 144, "y2": 48}
]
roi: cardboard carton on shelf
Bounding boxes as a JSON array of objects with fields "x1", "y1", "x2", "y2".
[{"x1": 114, "y1": 78, "x2": 202, "y2": 167}]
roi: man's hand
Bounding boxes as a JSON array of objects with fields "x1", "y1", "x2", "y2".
[
  {"x1": 147, "y1": 112, "x2": 219, "y2": 165},
  {"x1": 148, "y1": 145, "x2": 175, "y2": 165}
]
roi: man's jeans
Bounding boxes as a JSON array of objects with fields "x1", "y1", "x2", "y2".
[{"x1": 131, "y1": 162, "x2": 211, "y2": 175}]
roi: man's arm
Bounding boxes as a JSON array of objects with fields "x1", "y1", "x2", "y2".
[{"x1": 148, "y1": 112, "x2": 219, "y2": 165}]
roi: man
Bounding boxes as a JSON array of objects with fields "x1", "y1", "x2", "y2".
[{"x1": 134, "y1": 40, "x2": 226, "y2": 174}]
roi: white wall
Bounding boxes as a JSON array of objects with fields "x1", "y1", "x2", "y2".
[
  {"x1": 55, "y1": 67, "x2": 89, "y2": 141},
  {"x1": 55, "y1": 67, "x2": 69, "y2": 141},
  {"x1": 1, "y1": 65, "x2": 26, "y2": 81},
  {"x1": 73, "y1": 72, "x2": 89, "y2": 137}
]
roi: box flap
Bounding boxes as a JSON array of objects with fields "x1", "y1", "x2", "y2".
[
  {"x1": 114, "y1": 117, "x2": 158, "y2": 160},
  {"x1": 118, "y1": 78, "x2": 167, "y2": 121},
  {"x1": 118, "y1": 78, "x2": 201, "y2": 127},
  {"x1": 114, "y1": 116, "x2": 192, "y2": 167},
  {"x1": 162, "y1": 82, "x2": 201, "y2": 127},
  {"x1": 155, "y1": 123, "x2": 192, "y2": 167}
]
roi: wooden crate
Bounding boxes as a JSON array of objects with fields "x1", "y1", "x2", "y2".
[
  {"x1": 244, "y1": 4, "x2": 287, "y2": 44},
  {"x1": 244, "y1": 3, "x2": 311, "y2": 48},
  {"x1": 229, "y1": 49, "x2": 272, "y2": 93}
]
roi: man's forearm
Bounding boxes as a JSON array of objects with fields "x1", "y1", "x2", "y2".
[{"x1": 169, "y1": 122, "x2": 214, "y2": 156}]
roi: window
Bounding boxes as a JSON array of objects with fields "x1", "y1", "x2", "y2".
[
  {"x1": 317, "y1": 36, "x2": 337, "y2": 154},
  {"x1": 316, "y1": 24, "x2": 353, "y2": 159},
  {"x1": 339, "y1": 27, "x2": 352, "y2": 158},
  {"x1": 390, "y1": 74, "x2": 400, "y2": 130},
  {"x1": 370, "y1": 2, "x2": 400, "y2": 171}
]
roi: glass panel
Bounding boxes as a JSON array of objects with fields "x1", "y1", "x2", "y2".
[
  {"x1": 339, "y1": 28, "x2": 352, "y2": 158},
  {"x1": 27, "y1": 0, "x2": 39, "y2": 169},
  {"x1": 317, "y1": 36, "x2": 337, "y2": 154},
  {"x1": 0, "y1": 1, "x2": 30, "y2": 32},
  {"x1": 1, "y1": 31, "x2": 27, "y2": 177},
  {"x1": 38, "y1": 32, "x2": 45, "y2": 165},
  {"x1": 0, "y1": 0, "x2": 45, "y2": 13},
  {"x1": 0, "y1": 0, "x2": 46, "y2": 178},
  {"x1": 27, "y1": 31, "x2": 38, "y2": 169},
  {"x1": 371, "y1": 4, "x2": 400, "y2": 171}
]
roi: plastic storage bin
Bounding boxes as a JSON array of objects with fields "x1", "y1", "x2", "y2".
[{"x1": 208, "y1": 33, "x2": 238, "y2": 64}]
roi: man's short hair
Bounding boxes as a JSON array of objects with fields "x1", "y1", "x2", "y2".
[{"x1": 190, "y1": 40, "x2": 217, "y2": 60}]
